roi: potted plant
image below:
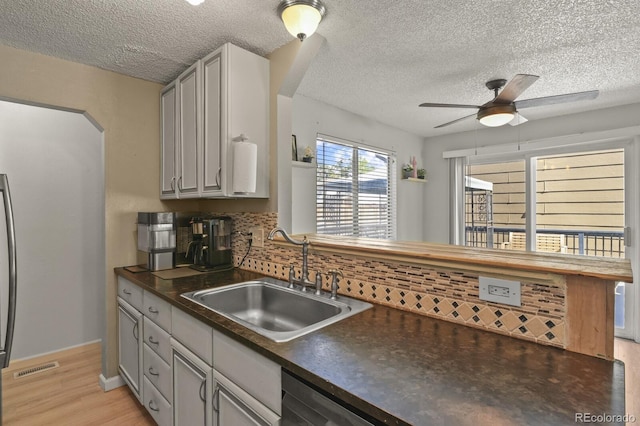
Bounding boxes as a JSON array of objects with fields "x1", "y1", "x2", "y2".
[
  {"x1": 402, "y1": 164, "x2": 413, "y2": 179},
  {"x1": 417, "y1": 168, "x2": 426, "y2": 179},
  {"x1": 302, "y1": 146, "x2": 314, "y2": 163}
]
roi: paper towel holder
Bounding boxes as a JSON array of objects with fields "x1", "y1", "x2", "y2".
[
  {"x1": 232, "y1": 133, "x2": 249, "y2": 142},
  {"x1": 232, "y1": 133, "x2": 258, "y2": 194}
]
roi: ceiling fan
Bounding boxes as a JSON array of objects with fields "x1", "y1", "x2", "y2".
[{"x1": 419, "y1": 74, "x2": 599, "y2": 128}]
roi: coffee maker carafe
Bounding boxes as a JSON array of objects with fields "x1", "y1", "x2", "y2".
[{"x1": 188, "y1": 216, "x2": 233, "y2": 271}]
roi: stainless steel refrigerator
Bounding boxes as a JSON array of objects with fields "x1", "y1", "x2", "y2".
[{"x1": 0, "y1": 174, "x2": 17, "y2": 423}]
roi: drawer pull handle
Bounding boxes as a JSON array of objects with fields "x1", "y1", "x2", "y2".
[
  {"x1": 133, "y1": 323, "x2": 139, "y2": 341},
  {"x1": 148, "y1": 307, "x2": 159, "y2": 314},
  {"x1": 123, "y1": 289, "x2": 132, "y2": 295},
  {"x1": 148, "y1": 367, "x2": 159, "y2": 377},
  {"x1": 148, "y1": 336, "x2": 159, "y2": 345},
  {"x1": 148, "y1": 400, "x2": 159, "y2": 412}
]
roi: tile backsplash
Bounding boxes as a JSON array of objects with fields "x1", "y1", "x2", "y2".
[{"x1": 219, "y1": 211, "x2": 566, "y2": 349}]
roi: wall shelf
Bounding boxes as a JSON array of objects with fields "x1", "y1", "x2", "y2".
[
  {"x1": 292, "y1": 160, "x2": 315, "y2": 168},
  {"x1": 402, "y1": 177, "x2": 427, "y2": 182}
]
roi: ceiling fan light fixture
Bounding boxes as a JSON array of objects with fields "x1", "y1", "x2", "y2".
[
  {"x1": 278, "y1": 0, "x2": 326, "y2": 41},
  {"x1": 477, "y1": 105, "x2": 517, "y2": 127}
]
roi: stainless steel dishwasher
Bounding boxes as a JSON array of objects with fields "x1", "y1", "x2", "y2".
[{"x1": 281, "y1": 371, "x2": 376, "y2": 426}]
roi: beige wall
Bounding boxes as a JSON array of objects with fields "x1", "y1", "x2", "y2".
[
  {"x1": 0, "y1": 40, "x2": 306, "y2": 379},
  {"x1": 0, "y1": 43, "x2": 174, "y2": 378}
]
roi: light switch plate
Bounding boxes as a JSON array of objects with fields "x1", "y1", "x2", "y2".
[{"x1": 479, "y1": 276, "x2": 521, "y2": 307}]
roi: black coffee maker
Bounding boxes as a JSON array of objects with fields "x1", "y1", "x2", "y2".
[{"x1": 187, "y1": 216, "x2": 233, "y2": 271}]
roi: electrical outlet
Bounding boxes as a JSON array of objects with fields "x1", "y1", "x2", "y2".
[
  {"x1": 250, "y1": 227, "x2": 264, "y2": 248},
  {"x1": 479, "y1": 276, "x2": 521, "y2": 306}
]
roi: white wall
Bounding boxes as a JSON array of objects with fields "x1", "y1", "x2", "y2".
[
  {"x1": 0, "y1": 100, "x2": 104, "y2": 359},
  {"x1": 423, "y1": 102, "x2": 640, "y2": 243},
  {"x1": 291, "y1": 94, "x2": 426, "y2": 241}
]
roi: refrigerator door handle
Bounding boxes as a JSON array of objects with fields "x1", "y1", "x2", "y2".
[{"x1": 0, "y1": 175, "x2": 17, "y2": 368}]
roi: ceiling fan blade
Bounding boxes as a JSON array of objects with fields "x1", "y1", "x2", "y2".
[
  {"x1": 514, "y1": 90, "x2": 599, "y2": 109},
  {"x1": 435, "y1": 113, "x2": 476, "y2": 128},
  {"x1": 493, "y1": 74, "x2": 540, "y2": 104},
  {"x1": 508, "y1": 113, "x2": 528, "y2": 126},
  {"x1": 419, "y1": 102, "x2": 480, "y2": 109}
]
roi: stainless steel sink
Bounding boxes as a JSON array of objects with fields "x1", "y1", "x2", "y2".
[{"x1": 181, "y1": 278, "x2": 372, "y2": 342}]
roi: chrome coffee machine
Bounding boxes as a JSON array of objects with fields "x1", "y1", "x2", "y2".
[
  {"x1": 187, "y1": 216, "x2": 233, "y2": 271},
  {"x1": 137, "y1": 212, "x2": 176, "y2": 271}
]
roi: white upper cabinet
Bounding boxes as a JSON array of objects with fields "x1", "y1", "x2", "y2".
[
  {"x1": 160, "y1": 83, "x2": 177, "y2": 198},
  {"x1": 177, "y1": 62, "x2": 201, "y2": 198},
  {"x1": 160, "y1": 42, "x2": 269, "y2": 199}
]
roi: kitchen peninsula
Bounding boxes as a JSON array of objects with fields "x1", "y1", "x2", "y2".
[
  {"x1": 268, "y1": 234, "x2": 633, "y2": 361},
  {"x1": 116, "y1": 230, "x2": 631, "y2": 425}
]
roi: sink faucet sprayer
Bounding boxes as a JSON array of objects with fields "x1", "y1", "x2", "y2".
[{"x1": 267, "y1": 226, "x2": 321, "y2": 293}]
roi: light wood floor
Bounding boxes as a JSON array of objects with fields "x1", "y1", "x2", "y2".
[
  {"x1": 1, "y1": 339, "x2": 638, "y2": 425},
  {"x1": 2, "y1": 342, "x2": 153, "y2": 425}
]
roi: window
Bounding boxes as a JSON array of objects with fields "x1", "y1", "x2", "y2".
[
  {"x1": 447, "y1": 140, "x2": 636, "y2": 339},
  {"x1": 316, "y1": 135, "x2": 396, "y2": 239},
  {"x1": 463, "y1": 150, "x2": 625, "y2": 256}
]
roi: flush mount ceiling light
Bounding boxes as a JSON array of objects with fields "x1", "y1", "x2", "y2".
[
  {"x1": 278, "y1": 0, "x2": 327, "y2": 42},
  {"x1": 477, "y1": 104, "x2": 516, "y2": 127},
  {"x1": 185, "y1": 0, "x2": 204, "y2": 5}
]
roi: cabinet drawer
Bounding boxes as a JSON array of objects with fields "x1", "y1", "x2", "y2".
[
  {"x1": 143, "y1": 376, "x2": 172, "y2": 426},
  {"x1": 143, "y1": 290, "x2": 172, "y2": 333},
  {"x1": 213, "y1": 330, "x2": 281, "y2": 415},
  {"x1": 143, "y1": 343, "x2": 172, "y2": 403},
  {"x1": 118, "y1": 277, "x2": 143, "y2": 311},
  {"x1": 214, "y1": 371, "x2": 280, "y2": 426},
  {"x1": 143, "y1": 317, "x2": 171, "y2": 364},
  {"x1": 172, "y1": 307, "x2": 213, "y2": 363}
]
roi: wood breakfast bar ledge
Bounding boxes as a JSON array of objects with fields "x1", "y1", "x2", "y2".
[{"x1": 272, "y1": 234, "x2": 634, "y2": 360}]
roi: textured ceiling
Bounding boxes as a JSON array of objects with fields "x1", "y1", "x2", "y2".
[{"x1": 1, "y1": 0, "x2": 640, "y2": 137}]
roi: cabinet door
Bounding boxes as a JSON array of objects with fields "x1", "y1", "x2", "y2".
[
  {"x1": 201, "y1": 49, "x2": 223, "y2": 196},
  {"x1": 118, "y1": 299, "x2": 143, "y2": 402},
  {"x1": 172, "y1": 341, "x2": 212, "y2": 426},
  {"x1": 177, "y1": 62, "x2": 200, "y2": 197},
  {"x1": 213, "y1": 372, "x2": 280, "y2": 426},
  {"x1": 160, "y1": 83, "x2": 178, "y2": 199}
]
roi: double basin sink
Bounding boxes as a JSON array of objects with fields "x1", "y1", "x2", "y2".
[{"x1": 181, "y1": 277, "x2": 372, "y2": 342}]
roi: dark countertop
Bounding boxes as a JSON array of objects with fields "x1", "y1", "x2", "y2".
[{"x1": 116, "y1": 267, "x2": 626, "y2": 426}]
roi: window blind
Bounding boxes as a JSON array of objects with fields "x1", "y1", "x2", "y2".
[{"x1": 316, "y1": 136, "x2": 396, "y2": 239}]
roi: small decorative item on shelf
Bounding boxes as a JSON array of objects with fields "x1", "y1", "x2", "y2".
[
  {"x1": 417, "y1": 168, "x2": 426, "y2": 179},
  {"x1": 402, "y1": 164, "x2": 413, "y2": 179},
  {"x1": 302, "y1": 146, "x2": 314, "y2": 163}
]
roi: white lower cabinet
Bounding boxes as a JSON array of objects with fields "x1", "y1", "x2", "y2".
[
  {"x1": 117, "y1": 277, "x2": 282, "y2": 426},
  {"x1": 144, "y1": 376, "x2": 172, "y2": 426},
  {"x1": 172, "y1": 338, "x2": 213, "y2": 426},
  {"x1": 144, "y1": 344, "x2": 172, "y2": 403},
  {"x1": 117, "y1": 297, "x2": 143, "y2": 403},
  {"x1": 213, "y1": 372, "x2": 280, "y2": 426}
]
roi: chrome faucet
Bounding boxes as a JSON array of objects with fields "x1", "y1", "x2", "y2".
[{"x1": 268, "y1": 226, "x2": 317, "y2": 291}]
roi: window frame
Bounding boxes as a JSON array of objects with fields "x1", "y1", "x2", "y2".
[
  {"x1": 315, "y1": 134, "x2": 397, "y2": 239},
  {"x1": 447, "y1": 136, "x2": 639, "y2": 340}
]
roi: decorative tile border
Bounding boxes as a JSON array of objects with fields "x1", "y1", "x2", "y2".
[{"x1": 217, "y1": 212, "x2": 566, "y2": 349}]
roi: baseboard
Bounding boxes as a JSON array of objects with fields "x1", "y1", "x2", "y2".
[
  {"x1": 11, "y1": 339, "x2": 102, "y2": 363},
  {"x1": 99, "y1": 373, "x2": 125, "y2": 392}
]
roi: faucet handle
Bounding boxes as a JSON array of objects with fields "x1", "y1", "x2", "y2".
[
  {"x1": 327, "y1": 270, "x2": 343, "y2": 300},
  {"x1": 314, "y1": 270, "x2": 323, "y2": 296},
  {"x1": 288, "y1": 264, "x2": 296, "y2": 288}
]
